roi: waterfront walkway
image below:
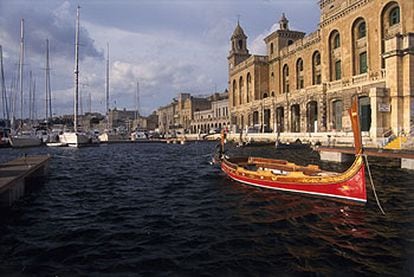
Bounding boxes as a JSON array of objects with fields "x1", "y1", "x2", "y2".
[{"x1": 0, "y1": 155, "x2": 51, "y2": 206}]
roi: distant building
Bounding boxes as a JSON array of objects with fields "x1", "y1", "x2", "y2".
[
  {"x1": 157, "y1": 91, "x2": 230, "y2": 135},
  {"x1": 79, "y1": 112, "x2": 105, "y2": 131},
  {"x1": 228, "y1": 0, "x2": 413, "y2": 145},
  {"x1": 157, "y1": 101, "x2": 178, "y2": 134},
  {"x1": 108, "y1": 108, "x2": 136, "y2": 132},
  {"x1": 107, "y1": 108, "x2": 155, "y2": 132},
  {"x1": 191, "y1": 91, "x2": 230, "y2": 133}
]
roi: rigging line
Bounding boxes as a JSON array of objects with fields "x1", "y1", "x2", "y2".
[{"x1": 363, "y1": 154, "x2": 385, "y2": 215}]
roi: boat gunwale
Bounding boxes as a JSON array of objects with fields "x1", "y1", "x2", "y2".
[{"x1": 221, "y1": 154, "x2": 365, "y2": 186}]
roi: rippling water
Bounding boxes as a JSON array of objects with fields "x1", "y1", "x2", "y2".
[{"x1": 0, "y1": 142, "x2": 413, "y2": 276}]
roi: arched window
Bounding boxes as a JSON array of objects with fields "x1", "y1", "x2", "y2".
[
  {"x1": 312, "y1": 51, "x2": 322, "y2": 85},
  {"x1": 246, "y1": 73, "x2": 251, "y2": 103},
  {"x1": 270, "y1": 43, "x2": 274, "y2": 54},
  {"x1": 238, "y1": 39, "x2": 243, "y2": 50},
  {"x1": 296, "y1": 58, "x2": 304, "y2": 89},
  {"x1": 332, "y1": 100, "x2": 343, "y2": 130},
  {"x1": 358, "y1": 22, "x2": 366, "y2": 38},
  {"x1": 306, "y1": 101, "x2": 318, "y2": 132},
  {"x1": 290, "y1": 104, "x2": 300, "y2": 132},
  {"x1": 352, "y1": 18, "x2": 368, "y2": 75},
  {"x1": 282, "y1": 64, "x2": 289, "y2": 93},
  {"x1": 263, "y1": 93, "x2": 268, "y2": 98},
  {"x1": 359, "y1": 96, "x2": 371, "y2": 131},
  {"x1": 232, "y1": 80, "x2": 237, "y2": 107},
  {"x1": 389, "y1": 6, "x2": 400, "y2": 26},
  {"x1": 333, "y1": 34, "x2": 340, "y2": 49},
  {"x1": 381, "y1": 2, "x2": 401, "y2": 68},
  {"x1": 329, "y1": 30, "x2": 342, "y2": 81},
  {"x1": 276, "y1": 107, "x2": 284, "y2": 132},
  {"x1": 239, "y1": 76, "x2": 244, "y2": 105}
]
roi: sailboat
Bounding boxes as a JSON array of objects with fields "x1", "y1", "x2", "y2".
[
  {"x1": 130, "y1": 81, "x2": 147, "y2": 141},
  {"x1": 0, "y1": 45, "x2": 11, "y2": 148},
  {"x1": 98, "y1": 43, "x2": 129, "y2": 143},
  {"x1": 9, "y1": 19, "x2": 42, "y2": 148},
  {"x1": 59, "y1": 6, "x2": 91, "y2": 147}
]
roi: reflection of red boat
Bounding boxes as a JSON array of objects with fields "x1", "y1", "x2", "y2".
[{"x1": 219, "y1": 99, "x2": 367, "y2": 204}]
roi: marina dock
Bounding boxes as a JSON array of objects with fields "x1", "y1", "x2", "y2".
[
  {"x1": 0, "y1": 155, "x2": 51, "y2": 207},
  {"x1": 317, "y1": 146, "x2": 414, "y2": 170}
]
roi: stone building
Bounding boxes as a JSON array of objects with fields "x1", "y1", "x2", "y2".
[
  {"x1": 157, "y1": 91, "x2": 230, "y2": 135},
  {"x1": 191, "y1": 91, "x2": 230, "y2": 134},
  {"x1": 228, "y1": 0, "x2": 413, "y2": 145},
  {"x1": 107, "y1": 108, "x2": 151, "y2": 133},
  {"x1": 157, "y1": 101, "x2": 178, "y2": 135},
  {"x1": 176, "y1": 93, "x2": 211, "y2": 133}
]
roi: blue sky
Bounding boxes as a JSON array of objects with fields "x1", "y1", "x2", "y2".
[{"x1": 0, "y1": 0, "x2": 319, "y2": 117}]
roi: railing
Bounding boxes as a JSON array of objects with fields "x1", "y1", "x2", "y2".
[
  {"x1": 327, "y1": 79, "x2": 343, "y2": 90},
  {"x1": 351, "y1": 73, "x2": 368, "y2": 85},
  {"x1": 306, "y1": 84, "x2": 324, "y2": 95}
]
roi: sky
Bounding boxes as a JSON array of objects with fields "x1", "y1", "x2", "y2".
[{"x1": 0, "y1": 0, "x2": 320, "y2": 118}]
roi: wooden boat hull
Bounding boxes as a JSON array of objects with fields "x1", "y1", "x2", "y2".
[{"x1": 221, "y1": 155, "x2": 366, "y2": 203}]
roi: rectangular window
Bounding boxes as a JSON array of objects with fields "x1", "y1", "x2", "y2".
[
  {"x1": 359, "y1": 52, "x2": 367, "y2": 74},
  {"x1": 335, "y1": 60, "x2": 341, "y2": 80}
]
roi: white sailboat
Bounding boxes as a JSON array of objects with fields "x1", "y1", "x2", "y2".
[
  {"x1": 9, "y1": 18, "x2": 42, "y2": 148},
  {"x1": 59, "y1": 6, "x2": 90, "y2": 147},
  {"x1": 98, "y1": 43, "x2": 128, "y2": 143},
  {"x1": 130, "y1": 81, "x2": 148, "y2": 141}
]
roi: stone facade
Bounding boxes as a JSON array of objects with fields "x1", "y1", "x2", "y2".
[
  {"x1": 228, "y1": 0, "x2": 414, "y2": 146},
  {"x1": 157, "y1": 101, "x2": 178, "y2": 135},
  {"x1": 191, "y1": 92, "x2": 230, "y2": 134},
  {"x1": 157, "y1": 91, "x2": 230, "y2": 135},
  {"x1": 108, "y1": 108, "x2": 136, "y2": 132},
  {"x1": 108, "y1": 108, "x2": 153, "y2": 133}
]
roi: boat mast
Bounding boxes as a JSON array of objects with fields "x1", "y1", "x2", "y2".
[
  {"x1": 0, "y1": 45, "x2": 10, "y2": 124},
  {"x1": 45, "y1": 39, "x2": 52, "y2": 123},
  {"x1": 88, "y1": 91, "x2": 91, "y2": 114},
  {"x1": 29, "y1": 70, "x2": 32, "y2": 123},
  {"x1": 105, "y1": 43, "x2": 109, "y2": 129},
  {"x1": 135, "y1": 81, "x2": 140, "y2": 122},
  {"x1": 73, "y1": 6, "x2": 80, "y2": 132},
  {"x1": 18, "y1": 18, "x2": 24, "y2": 126},
  {"x1": 32, "y1": 78, "x2": 36, "y2": 121}
]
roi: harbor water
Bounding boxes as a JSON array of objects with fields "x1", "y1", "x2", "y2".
[{"x1": 0, "y1": 142, "x2": 413, "y2": 276}]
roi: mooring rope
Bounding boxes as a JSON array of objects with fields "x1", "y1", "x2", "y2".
[{"x1": 363, "y1": 154, "x2": 386, "y2": 215}]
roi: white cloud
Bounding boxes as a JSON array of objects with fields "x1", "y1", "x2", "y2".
[
  {"x1": 81, "y1": 21, "x2": 228, "y2": 112},
  {"x1": 250, "y1": 22, "x2": 279, "y2": 55},
  {"x1": 0, "y1": 0, "x2": 320, "y2": 117}
]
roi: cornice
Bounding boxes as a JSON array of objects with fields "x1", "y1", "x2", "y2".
[{"x1": 319, "y1": 0, "x2": 373, "y2": 28}]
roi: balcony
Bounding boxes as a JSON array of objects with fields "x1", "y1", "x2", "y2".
[
  {"x1": 351, "y1": 73, "x2": 368, "y2": 85},
  {"x1": 327, "y1": 79, "x2": 343, "y2": 91}
]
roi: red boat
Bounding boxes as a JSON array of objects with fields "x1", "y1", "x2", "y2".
[{"x1": 219, "y1": 99, "x2": 367, "y2": 204}]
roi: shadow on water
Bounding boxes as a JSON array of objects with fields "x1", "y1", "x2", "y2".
[{"x1": 0, "y1": 142, "x2": 413, "y2": 276}]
